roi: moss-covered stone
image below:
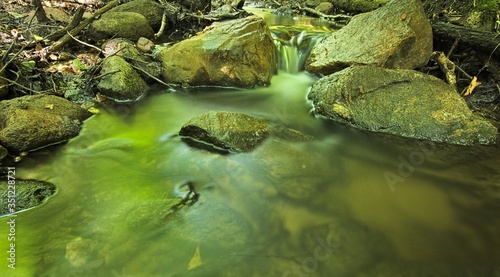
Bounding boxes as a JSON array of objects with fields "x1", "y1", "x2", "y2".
[
  {"x1": 97, "y1": 56, "x2": 148, "y2": 102},
  {"x1": 0, "y1": 179, "x2": 56, "y2": 215},
  {"x1": 88, "y1": 12, "x2": 154, "y2": 41},
  {"x1": 308, "y1": 66, "x2": 498, "y2": 145},
  {"x1": 0, "y1": 95, "x2": 92, "y2": 152}
]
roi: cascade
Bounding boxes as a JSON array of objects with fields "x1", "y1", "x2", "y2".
[{"x1": 271, "y1": 27, "x2": 326, "y2": 74}]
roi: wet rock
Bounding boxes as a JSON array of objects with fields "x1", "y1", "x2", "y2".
[
  {"x1": 0, "y1": 179, "x2": 56, "y2": 215},
  {"x1": 0, "y1": 95, "x2": 92, "y2": 152},
  {"x1": 158, "y1": 16, "x2": 276, "y2": 88},
  {"x1": 306, "y1": 0, "x2": 432, "y2": 75},
  {"x1": 179, "y1": 111, "x2": 312, "y2": 153},
  {"x1": 88, "y1": 12, "x2": 154, "y2": 41},
  {"x1": 97, "y1": 56, "x2": 149, "y2": 102},
  {"x1": 308, "y1": 66, "x2": 498, "y2": 145},
  {"x1": 109, "y1": 0, "x2": 164, "y2": 29},
  {"x1": 136, "y1": 37, "x2": 155, "y2": 53}
]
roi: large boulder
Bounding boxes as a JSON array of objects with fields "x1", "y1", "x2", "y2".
[
  {"x1": 179, "y1": 111, "x2": 312, "y2": 153},
  {"x1": 308, "y1": 66, "x2": 498, "y2": 145},
  {"x1": 0, "y1": 95, "x2": 92, "y2": 152},
  {"x1": 88, "y1": 12, "x2": 154, "y2": 41},
  {"x1": 158, "y1": 16, "x2": 276, "y2": 88},
  {"x1": 306, "y1": 0, "x2": 432, "y2": 75},
  {"x1": 97, "y1": 56, "x2": 149, "y2": 102}
]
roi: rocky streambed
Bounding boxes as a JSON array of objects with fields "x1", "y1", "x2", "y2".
[{"x1": 0, "y1": 0, "x2": 499, "y2": 276}]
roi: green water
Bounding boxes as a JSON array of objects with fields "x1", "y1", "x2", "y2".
[{"x1": 1, "y1": 71, "x2": 499, "y2": 276}]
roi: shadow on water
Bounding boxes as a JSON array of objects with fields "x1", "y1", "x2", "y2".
[{"x1": 1, "y1": 10, "x2": 500, "y2": 277}]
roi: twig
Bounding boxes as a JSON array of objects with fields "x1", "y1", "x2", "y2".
[
  {"x1": 155, "y1": 12, "x2": 168, "y2": 39},
  {"x1": 66, "y1": 31, "x2": 103, "y2": 52},
  {"x1": 129, "y1": 64, "x2": 174, "y2": 90},
  {"x1": 446, "y1": 36, "x2": 460, "y2": 58},
  {"x1": 0, "y1": 75, "x2": 49, "y2": 95},
  {"x1": 49, "y1": 0, "x2": 120, "y2": 52}
]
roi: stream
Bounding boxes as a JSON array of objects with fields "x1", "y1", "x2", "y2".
[{"x1": 1, "y1": 9, "x2": 500, "y2": 277}]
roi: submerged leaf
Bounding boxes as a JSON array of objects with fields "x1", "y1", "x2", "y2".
[{"x1": 187, "y1": 243, "x2": 202, "y2": 270}]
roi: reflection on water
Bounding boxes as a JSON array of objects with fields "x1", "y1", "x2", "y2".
[{"x1": 1, "y1": 72, "x2": 499, "y2": 276}]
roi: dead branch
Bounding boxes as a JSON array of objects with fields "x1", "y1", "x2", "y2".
[
  {"x1": 430, "y1": 51, "x2": 457, "y2": 91},
  {"x1": 48, "y1": 0, "x2": 120, "y2": 52},
  {"x1": 46, "y1": 6, "x2": 85, "y2": 42},
  {"x1": 32, "y1": 0, "x2": 49, "y2": 23}
]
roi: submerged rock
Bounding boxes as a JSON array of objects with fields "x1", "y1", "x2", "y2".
[
  {"x1": 158, "y1": 16, "x2": 276, "y2": 88},
  {"x1": 97, "y1": 56, "x2": 149, "y2": 102},
  {"x1": 179, "y1": 111, "x2": 313, "y2": 153},
  {"x1": 0, "y1": 95, "x2": 92, "y2": 152},
  {"x1": 306, "y1": 0, "x2": 432, "y2": 75},
  {"x1": 308, "y1": 66, "x2": 498, "y2": 145},
  {"x1": 0, "y1": 179, "x2": 56, "y2": 215}
]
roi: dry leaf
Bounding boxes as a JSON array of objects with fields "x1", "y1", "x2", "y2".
[
  {"x1": 187, "y1": 243, "x2": 202, "y2": 270},
  {"x1": 44, "y1": 104, "x2": 54, "y2": 110},
  {"x1": 464, "y1": 76, "x2": 480, "y2": 97}
]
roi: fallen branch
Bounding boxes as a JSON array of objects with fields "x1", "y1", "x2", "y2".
[
  {"x1": 48, "y1": 0, "x2": 120, "y2": 52},
  {"x1": 129, "y1": 64, "x2": 174, "y2": 90},
  {"x1": 46, "y1": 6, "x2": 85, "y2": 42},
  {"x1": 430, "y1": 51, "x2": 457, "y2": 91}
]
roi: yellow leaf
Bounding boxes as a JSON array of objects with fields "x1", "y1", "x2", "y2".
[
  {"x1": 464, "y1": 76, "x2": 480, "y2": 97},
  {"x1": 187, "y1": 243, "x2": 202, "y2": 270}
]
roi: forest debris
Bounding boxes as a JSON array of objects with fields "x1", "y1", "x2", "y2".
[
  {"x1": 463, "y1": 76, "x2": 481, "y2": 97},
  {"x1": 430, "y1": 51, "x2": 457, "y2": 91}
]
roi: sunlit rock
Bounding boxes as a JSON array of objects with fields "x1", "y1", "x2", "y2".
[
  {"x1": 97, "y1": 56, "x2": 149, "y2": 102},
  {"x1": 0, "y1": 95, "x2": 92, "y2": 152},
  {"x1": 0, "y1": 179, "x2": 56, "y2": 215},
  {"x1": 88, "y1": 12, "x2": 154, "y2": 41},
  {"x1": 179, "y1": 111, "x2": 313, "y2": 153},
  {"x1": 308, "y1": 66, "x2": 498, "y2": 145},
  {"x1": 158, "y1": 16, "x2": 277, "y2": 88},
  {"x1": 306, "y1": 0, "x2": 432, "y2": 75}
]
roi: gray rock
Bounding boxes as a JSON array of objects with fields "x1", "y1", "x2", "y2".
[
  {"x1": 158, "y1": 16, "x2": 276, "y2": 88},
  {"x1": 308, "y1": 66, "x2": 498, "y2": 145},
  {"x1": 306, "y1": 0, "x2": 432, "y2": 75},
  {"x1": 0, "y1": 179, "x2": 56, "y2": 215},
  {"x1": 109, "y1": 0, "x2": 164, "y2": 29},
  {"x1": 97, "y1": 56, "x2": 148, "y2": 102},
  {"x1": 88, "y1": 12, "x2": 154, "y2": 41},
  {"x1": 0, "y1": 95, "x2": 92, "y2": 152},
  {"x1": 179, "y1": 111, "x2": 313, "y2": 153}
]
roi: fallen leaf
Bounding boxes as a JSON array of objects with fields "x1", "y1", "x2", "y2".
[
  {"x1": 44, "y1": 104, "x2": 54, "y2": 110},
  {"x1": 187, "y1": 243, "x2": 202, "y2": 270},
  {"x1": 464, "y1": 76, "x2": 480, "y2": 97}
]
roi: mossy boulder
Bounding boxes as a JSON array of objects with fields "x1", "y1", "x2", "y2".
[
  {"x1": 306, "y1": 0, "x2": 432, "y2": 75},
  {"x1": 109, "y1": 0, "x2": 164, "y2": 29},
  {"x1": 97, "y1": 56, "x2": 149, "y2": 102},
  {"x1": 88, "y1": 12, "x2": 154, "y2": 41},
  {"x1": 179, "y1": 111, "x2": 313, "y2": 153},
  {"x1": 0, "y1": 95, "x2": 92, "y2": 152},
  {"x1": 158, "y1": 16, "x2": 276, "y2": 88},
  {"x1": 308, "y1": 66, "x2": 498, "y2": 145}
]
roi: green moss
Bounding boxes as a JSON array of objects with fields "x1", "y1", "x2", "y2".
[{"x1": 475, "y1": 0, "x2": 500, "y2": 12}]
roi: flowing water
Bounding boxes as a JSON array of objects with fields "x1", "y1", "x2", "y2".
[{"x1": 1, "y1": 11, "x2": 500, "y2": 277}]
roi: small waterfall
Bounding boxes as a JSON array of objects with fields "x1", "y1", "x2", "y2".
[{"x1": 271, "y1": 28, "x2": 325, "y2": 74}]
